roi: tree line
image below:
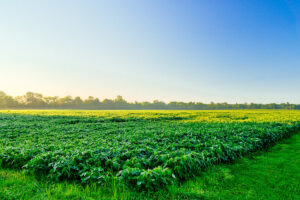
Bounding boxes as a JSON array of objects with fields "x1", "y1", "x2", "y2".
[{"x1": 0, "y1": 91, "x2": 299, "y2": 110}]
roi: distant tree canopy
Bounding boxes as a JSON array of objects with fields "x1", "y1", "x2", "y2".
[{"x1": 0, "y1": 91, "x2": 299, "y2": 110}]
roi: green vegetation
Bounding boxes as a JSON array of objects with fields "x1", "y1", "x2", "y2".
[
  {"x1": 1, "y1": 110, "x2": 300, "y2": 193},
  {"x1": 176, "y1": 132, "x2": 300, "y2": 200},
  {"x1": 1, "y1": 130, "x2": 299, "y2": 199},
  {"x1": 1, "y1": 91, "x2": 300, "y2": 109}
]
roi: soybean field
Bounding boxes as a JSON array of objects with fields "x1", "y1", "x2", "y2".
[{"x1": 0, "y1": 110, "x2": 300, "y2": 191}]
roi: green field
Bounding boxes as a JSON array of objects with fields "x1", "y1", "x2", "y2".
[{"x1": 0, "y1": 110, "x2": 300, "y2": 199}]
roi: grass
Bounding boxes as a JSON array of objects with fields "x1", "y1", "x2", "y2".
[{"x1": 1, "y1": 131, "x2": 299, "y2": 200}]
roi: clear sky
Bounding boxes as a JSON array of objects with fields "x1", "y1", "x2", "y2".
[{"x1": 0, "y1": 0, "x2": 299, "y2": 103}]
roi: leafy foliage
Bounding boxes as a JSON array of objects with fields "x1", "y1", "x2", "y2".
[{"x1": 0, "y1": 110, "x2": 299, "y2": 190}]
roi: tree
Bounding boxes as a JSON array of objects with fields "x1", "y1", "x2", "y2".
[
  {"x1": 44, "y1": 96, "x2": 59, "y2": 107},
  {"x1": 0, "y1": 91, "x2": 7, "y2": 108},
  {"x1": 115, "y1": 95, "x2": 127, "y2": 103},
  {"x1": 18, "y1": 92, "x2": 46, "y2": 107},
  {"x1": 58, "y1": 96, "x2": 73, "y2": 107},
  {"x1": 114, "y1": 95, "x2": 128, "y2": 108},
  {"x1": 152, "y1": 100, "x2": 166, "y2": 109},
  {"x1": 84, "y1": 96, "x2": 100, "y2": 107},
  {"x1": 102, "y1": 99, "x2": 114, "y2": 108},
  {"x1": 73, "y1": 96, "x2": 83, "y2": 106}
]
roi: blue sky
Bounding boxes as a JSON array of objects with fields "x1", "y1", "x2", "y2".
[{"x1": 0, "y1": 0, "x2": 299, "y2": 103}]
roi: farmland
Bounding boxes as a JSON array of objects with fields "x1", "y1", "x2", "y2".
[{"x1": 0, "y1": 110, "x2": 300, "y2": 193}]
